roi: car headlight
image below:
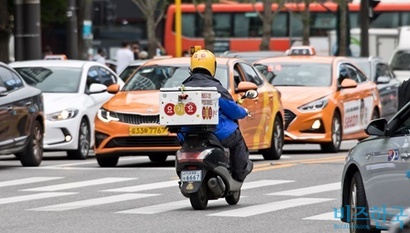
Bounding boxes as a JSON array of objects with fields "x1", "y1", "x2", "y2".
[
  {"x1": 298, "y1": 97, "x2": 328, "y2": 112},
  {"x1": 47, "y1": 109, "x2": 79, "y2": 121},
  {"x1": 97, "y1": 108, "x2": 119, "y2": 123}
]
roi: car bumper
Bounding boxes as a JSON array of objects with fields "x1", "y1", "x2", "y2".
[
  {"x1": 284, "y1": 108, "x2": 332, "y2": 143},
  {"x1": 44, "y1": 118, "x2": 80, "y2": 150},
  {"x1": 94, "y1": 119, "x2": 180, "y2": 157}
]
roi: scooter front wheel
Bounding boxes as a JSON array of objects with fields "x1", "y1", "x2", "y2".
[
  {"x1": 225, "y1": 190, "x2": 241, "y2": 205},
  {"x1": 189, "y1": 182, "x2": 208, "y2": 210}
]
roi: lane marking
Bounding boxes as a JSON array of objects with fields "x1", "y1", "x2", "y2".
[
  {"x1": 303, "y1": 211, "x2": 340, "y2": 221},
  {"x1": 0, "y1": 177, "x2": 64, "y2": 188},
  {"x1": 208, "y1": 198, "x2": 334, "y2": 217},
  {"x1": 0, "y1": 192, "x2": 76, "y2": 205},
  {"x1": 102, "y1": 180, "x2": 178, "y2": 193},
  {"x1": 22, "y1": 177, "x2": 137, "y2": 192},
  {"x1": 241, "y1": 180, "x2": 294, "y2": 190},
  {"x1": 29, "y1": 193, "x2": 159, "y2": 211},
  {"x1": 266, "y1": 182, "x2": 341, "y2": 196}
]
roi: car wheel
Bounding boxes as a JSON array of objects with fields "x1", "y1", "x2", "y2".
[
  {"x1": 260, "y1": 116, "x2": 284, "y2": 160},
  {"x1": 189, "y1": 182, "x2": 208, "y2": 210},
  {"x1": 67, "y1": 118, "x2": 90, "y2": 160},
  {"x1": 348, "y1": 172, "x2": 381, "y2": 233},
  {"x1": 148, "y1": 154, "x2": 168, "y2": 162},
  {"x1": 18, "y1": 120, "x2": 43, "y2": 167},
  {"x1": 320, "y1": 111, "x2": 342, "y2": 153},
  {"x1": 96, "y1": 155, "x2": 119, "y2": 167}
]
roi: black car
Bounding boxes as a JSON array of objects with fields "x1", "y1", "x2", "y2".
[
  {"x1": 350, "y1": 56, "x2": 400, "y2": 121},
  {"x1": 0, "y1": 62, "x2": 45, "y2": 166}
]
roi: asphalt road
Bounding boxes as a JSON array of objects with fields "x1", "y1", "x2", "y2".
[{"x1": 0, "y1": 141, "x2": 388, "y2": 233}]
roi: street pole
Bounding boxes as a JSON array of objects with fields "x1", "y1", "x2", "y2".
[
  {"x1": 360, "y1": 0, "x2": 369, "y2": 57},
  {"x1": 67, "y1": 0, "x2": 78, "y2": 59},
  {"x1": 175, "y1": 0, "x2": 181, "y2": 57},
  {"x1": 14, "y1": 0, "x2": 24, "y2": 61}
]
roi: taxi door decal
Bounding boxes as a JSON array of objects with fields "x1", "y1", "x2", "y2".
[{"x1": 343, "y1": 97, "x2": 373, "y2": 134}]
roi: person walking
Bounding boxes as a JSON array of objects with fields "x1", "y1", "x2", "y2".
[{"x1": 116, "y1": 41, "x2": 134, "y2": 74}]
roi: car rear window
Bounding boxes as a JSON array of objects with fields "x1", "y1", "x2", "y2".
[
  {"x1": 254, "y1": 62, "x2": 331, "y2": 87},
  {"x1": 390, "y1": 50, "x2": 410, "y2": 71},
  {"x1": 14, "y1": 67, "x2": 82, "y2": 93},
  {"x1": 123, "y1": 65, "x2": 229, "y2": 91}
]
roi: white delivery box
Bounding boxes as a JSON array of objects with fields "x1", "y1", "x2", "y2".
[{"x1": 159, "y1": 86, "x2": 220, "y2": 126}]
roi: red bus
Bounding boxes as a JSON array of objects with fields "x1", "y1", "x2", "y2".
[{"x1": 164, "y1": 2, "x2": 410, "y2": 57}]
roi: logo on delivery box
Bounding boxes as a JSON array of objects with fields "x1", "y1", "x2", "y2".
[{"x1": 163, "y1": 102, "x2": 197, "y2": 116}]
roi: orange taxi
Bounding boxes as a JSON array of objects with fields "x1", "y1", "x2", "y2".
[
  {"x1": 254, "y1": 46, "x2": 381, "y2": 152},
  {"x1": 94, "y1": 56, "x2": 284, "y2": 167}
]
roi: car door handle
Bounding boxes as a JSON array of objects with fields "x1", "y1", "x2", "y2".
[{"x1": 7, "y1": 106, "x2": 13, "y2": 111}]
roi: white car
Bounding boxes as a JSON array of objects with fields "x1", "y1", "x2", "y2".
[{"x1": 10, "y1": 60, "x2": 124, "y2": 159}]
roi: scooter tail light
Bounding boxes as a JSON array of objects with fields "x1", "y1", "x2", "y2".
[{"x1": 176, "y1": 149, "x2": 213, "y2": 162}]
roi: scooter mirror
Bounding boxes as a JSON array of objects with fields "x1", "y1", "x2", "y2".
[{"x1": 244, "y1": 90, "x2": 258, "y2": 99}]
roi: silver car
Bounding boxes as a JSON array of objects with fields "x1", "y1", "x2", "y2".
[{"x1": 340, "y1": 102, "x2": 410, "y2": 232}]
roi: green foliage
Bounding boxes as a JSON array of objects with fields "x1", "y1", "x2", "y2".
[{"x1": 41, "y1": 0, "x2": 67, "y2": 26}]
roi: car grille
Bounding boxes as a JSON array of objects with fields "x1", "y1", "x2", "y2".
[
  {"x1": 105, "y1": 136, "x2": 180, "y2": 148},
  {"x1": 117, "y1": 113, "x2": 159, "y2": 124},
  {"x1": 284, "y1": 109, "x2": 296, "y2": 129}
]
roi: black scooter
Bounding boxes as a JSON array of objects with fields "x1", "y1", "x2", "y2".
[{"x1": 168, "y1": 90, "x2": 258, "y2": 210}]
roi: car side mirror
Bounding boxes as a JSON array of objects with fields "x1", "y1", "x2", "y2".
[
  {"x1": 89, "y1": 83, "x2": 107, "y2": 94},
  {"x1": 376, "y1": 75, "x2": 390, "y2": 84},
  {"x1": 0, "y1": 86, "x2": 7, "y2": 97},
  {"x1": 106, "y1": 83, "x2": 120, "y2": 94},
  {"x1": 236, "y1": 81, "x2": 257, "y2": 93},
  {"x1": 365, "y1": 118, "x2": 387, "y2": 136},
  {"x1": 340, "y1": 79, "x2": 357, "y2": 89}
]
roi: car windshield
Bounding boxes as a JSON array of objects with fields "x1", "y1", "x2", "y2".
[
  {"x1": 390, "y1": 50, "x2": 410, "y2": 71},
  {"x1": 13, "y1": 67, "x2": 82, "y2": 93},
  {"x1": 123, "y1": 65, "x2": 229, "y2": 91},
  {"x1": 119, "y1": 65, "x2": 141, "y2": 82},
  {"x1": 254, "y1": 62, "x2": 331, "y2": 87}
]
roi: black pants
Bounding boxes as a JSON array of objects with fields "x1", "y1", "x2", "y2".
[{"x1": 220, "y1": 129, "x2": 249, "y2": 180}]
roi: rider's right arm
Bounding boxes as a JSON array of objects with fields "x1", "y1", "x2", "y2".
[{"x1": 219, "y1": 98, "x2": 248, "y2": 120}]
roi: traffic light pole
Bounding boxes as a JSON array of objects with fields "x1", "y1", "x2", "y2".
[
  {"x1": 360, "y1": 0, "x2": 369, "y2": 57},
  {"x1": 67, "y1": 0, "x2": 78, "y2": 59}
]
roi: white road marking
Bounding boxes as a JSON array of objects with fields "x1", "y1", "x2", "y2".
[
  {"x1": 0, "y1": 177, "x2": 64, "y2": 188},
  {"x1": 208, "y1": 198, "x2": 334, "y2": 217},
  {"x1": 29, "y1": 193, "x2": 159, "y2": 211},
  {"x1": 22, "y1": 177, "x2": 137, "y2": 192},
  {"x1": 303, "y1": 211, "x2": 340, "y2": 221},
  {"x1": 102, "y1": 180, "x2": 178, "y2": 192},
  {"x1": 0, "y1": 192, "x2": 76, "y2": 205},
  {"x1": 242, "y1": 180, "x2": 294, "y2": 190},
  {"x1": 266, "y1": 182, "x2": 341, "y2": 196}
]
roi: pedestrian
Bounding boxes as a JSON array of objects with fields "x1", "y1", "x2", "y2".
[
  {"x1": 116, "y1": 41, "x2": 134, "y2": 74},
  {"x1": 92, "y1": 48, "x2": 106, "y2": 65},
  {"x1": 131, "y1": 41, "x2": 141, "y2": 60}
]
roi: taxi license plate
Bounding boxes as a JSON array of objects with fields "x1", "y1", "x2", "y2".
[
  {"x1": 129, "y1": 126, "x2": 168, "y2": 136},
  {"x1": 181, "y1": 170, "x2": 202, "y2": 182}
]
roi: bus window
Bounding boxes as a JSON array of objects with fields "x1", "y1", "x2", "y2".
[
  {"x1": 370, "y1": 12, "x2": 400, "y2": 28},
  {"x1": 402, "y1": 12, "x2": 410, "y2": 25},
  {"x1": 290, "y1": 12, "x2": 303, "y2": 37},
  {"x1": 181, "y1": 13, "x2": 196, "y2": 37}
]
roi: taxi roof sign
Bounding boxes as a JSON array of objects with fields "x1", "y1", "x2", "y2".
[{"x1": 286, "y1": 46, "x2": 316, "y2": 56}]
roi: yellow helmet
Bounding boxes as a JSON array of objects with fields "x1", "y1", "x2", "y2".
[{"x1": 190, "y1": 50, "x2": 216, "y2": 77}]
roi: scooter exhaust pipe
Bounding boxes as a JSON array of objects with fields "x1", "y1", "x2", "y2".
[{"x1": 207, "y1": 176, "x2": 226, "y2": 196}]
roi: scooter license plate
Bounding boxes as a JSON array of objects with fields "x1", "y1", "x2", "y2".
[{"x1": 181, "y1": 170, "x2": 202, "y2": 182}]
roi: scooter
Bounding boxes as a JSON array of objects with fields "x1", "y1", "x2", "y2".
[{"x1": 168, "y1": 90, "x2": 258, "y2": 210}]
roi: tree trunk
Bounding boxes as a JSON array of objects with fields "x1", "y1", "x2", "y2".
[
  {"x1": 0, "y1": 0, "x2": 11, "y2": 63},
  {"x1": 260, "y1": 0, "x2": 272, "y2": 51},
  {"x1": 146, "y1": 0, "x2": 157, "y2": 58},
  {"x1": 302, "y1": 0, "x2": 310, "y2": 45},
  {"x1": 338, "y1": 0, "x2": 348, "y2": 56},
  {"x1": 203, "y1": 0, "x2": 214, "y2": 52}
]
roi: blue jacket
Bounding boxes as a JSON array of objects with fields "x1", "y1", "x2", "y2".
[{"x1": 177, "y1": 72, "x2": 248, "y2": 141}]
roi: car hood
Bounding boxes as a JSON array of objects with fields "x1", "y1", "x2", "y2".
[
  {"x1": 276, "y1": 86, "x2": 333, "y2": 106},
  {"x1": 43, "y1": 93, "x2": 86, "y2": 114},
  {"x1": 103, "y1": 91, "x2": 160, "y2": 114}
]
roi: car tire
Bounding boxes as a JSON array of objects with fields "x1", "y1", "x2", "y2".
[
  {"x1": 348, "y1": 172, "x2": 381, "y2": 233},
  {"x1": 260, "y1": 116, "x2": 284, "y2": 160},
  {"x1": 96, "y1": 155, "x2": 119, "y2": 167},
  {"x1": 17, "y1": 120, "x2": 43, "y2": 167},
  {"x1": 320, "y1": 111, "x2": 342, "y2": 153},
  {"x1": 67, "y1": 118, "x2": 90, "y2": 160},
  {"x1": 189, "y1": 182, "x2": 208, "y2": 210},
  {"x1": 148, "y1": 154, "x2": 168, "y2": 162}
]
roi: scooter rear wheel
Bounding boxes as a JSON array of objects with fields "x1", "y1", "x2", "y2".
[
  {"x1": 189, "y1": 182, "x2": 208, "y2": 210},
  {"x1": 225, "y1": 190, "x2": 241, "y2": 205}
]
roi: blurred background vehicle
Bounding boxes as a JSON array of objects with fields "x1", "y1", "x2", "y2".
[
  {"x1": 350, "y1": 56, "x2": 400, "y2": 121},
  {"x1": 94, "y1": 56, "x2": 284, "y2": 167},
  {"x1": 389, "y1": 47, "x2": 410, "y2": 83},
  {"x1": 254, "y1": 46, "x2": 382, "y2": 153},
  {"x1": 220, "y1": 51, "x2": 284, "y2": 63},
  {"x1": 0, "y1": 62, "x2": 44, "y2": 166},
  {"x1": 340, "y1": 100, "x2": 410, "y2": 232},
  {"x1": 10, "y1": 60, "x2": 124, "y2": 160}
]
